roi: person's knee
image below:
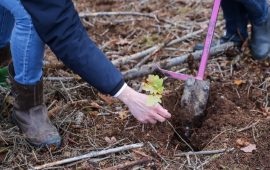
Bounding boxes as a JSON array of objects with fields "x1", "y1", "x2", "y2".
[
  {"x1": 7, "y1": 1, "x2": 33, "y2": 27},
  {"x1": 13, "y1": 10, "x2": 32, "y2": 26}
]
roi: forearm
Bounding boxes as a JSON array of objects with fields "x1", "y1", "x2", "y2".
[{"x1": 21, "y1": 0, "x2": 124, "y2": 95}]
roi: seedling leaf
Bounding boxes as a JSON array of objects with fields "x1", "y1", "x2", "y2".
[
  {"x1": 142, "y1": 75, "x2": 164, "y2": 95},
  {"x1": 146, "y1": 95, "x2": 162, "y2": 106},
  {"x1": 142, "y1": 75, "x2": 164, "y2": 106}
]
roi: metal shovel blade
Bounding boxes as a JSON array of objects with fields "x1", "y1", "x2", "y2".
[{"x1": 181, "y1": 77, "x2": 210, "y2": 128}]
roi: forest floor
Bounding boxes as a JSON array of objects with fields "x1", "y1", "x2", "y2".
[{"x1": 0, "y1": 0, "x2": 269, "y2": 169}]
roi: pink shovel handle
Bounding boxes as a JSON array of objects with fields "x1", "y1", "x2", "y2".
[
  {"x1": 157, "y1": 0, "x2": 221, "y2": 81},
  {"x1": 156, "y1": 65, "x2": 192, "y2": 81},
  {"x1": 196, "y1": 0, "x2": 221, "y2": 80}
]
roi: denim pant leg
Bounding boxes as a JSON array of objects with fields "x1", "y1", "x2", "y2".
[
  {"x1": 0, "y1": 6, "x2": 14, "y2": 48},
  {"x1": 221, "y1": 0, "x2": 248, "y2": 41},
  {"x1": 0, "y1": 0, "x2": 45, "y2": 85},
  {"x1": 236, "y1": 0, "x2": 269, "y2": 25}
]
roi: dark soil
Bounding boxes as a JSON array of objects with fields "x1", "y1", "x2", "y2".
[{"x1": 162, "y1": 56, "x2": 270, "y2": 169}]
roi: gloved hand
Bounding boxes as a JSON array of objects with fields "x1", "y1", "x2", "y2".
[{"x1": 117, "y1": 85, "x2": 171, "y2": 124}]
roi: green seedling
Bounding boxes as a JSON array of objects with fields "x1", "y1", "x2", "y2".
[{"x1": 142, "y1": 75, "x2": 164, "y2": 106}]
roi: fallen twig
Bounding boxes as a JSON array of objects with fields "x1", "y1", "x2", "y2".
[
  {"x1": 134, "y1": 43, "x2": 165, "y2": 68},
  {"x1": 112, "y1": 45, "x2": 161, "y2": 66},
  {"x1": 79, "y1": 11, "x2": 159, "y2": 22},
  {"x1": 205, "y1": 129, "x2": 231, "y2": 148},
  {"x1": 44, "y1": 77, "x2": 78, "y2": 81},
  {"x1": 237, "y1": 120, "x2": 261, "y2": 132},
  {"x1": 123, "y1": 42, "x2": 234, "y2": 79},
  {"x1": 175, "y1": 148, "x2": 234, "y2": 157},
  {"x1": 0, "y1": 86, "x2": 8, "y2": 93},
  {"x1": 167, "y1": 29, "x2": 203, "y2": 47},
  {"x1": 167, "y1": 121, "x2": 195, "y2": 152},
  {"x1": 112, "y1": 22, "x2": 223, "y2": 67},
  {"x1": 31, "y1": 143, "x2": 144, "y2": 170},
  {"x1": 112, "y1": 32, "x2": 200, "y2": 67},
  {"x1": 60, "y1": 80, "x2": 74, "y2": 102},
  {"x1": 103, "y1": 157, "x2": 152, "y2": 170},
  {"x1": 147, "y1": 142, "x2": 169, "y2": 166},
  {"x1": 48, "y1": 100, "x2": 113, "y2": 117}
]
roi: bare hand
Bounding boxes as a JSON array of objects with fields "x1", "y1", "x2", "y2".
[{"x1": 117, "y1": 85, "x2": 171, "y2": 124}]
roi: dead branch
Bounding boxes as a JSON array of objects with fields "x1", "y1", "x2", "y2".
[
  {"x1": 44, "y1": 77, "x2": 77, "y2": 81},
  {"x1": 112, "y1": 45, "x2": 161, "y2": 66},
  {"x1": 60, "y1": 80, "x2": 74, "y2": 102},
  {"x1": 167, "y1": 29, "x2": 203, "y2": 47},
  {"x1": 112, "y1": 22, "x2": 223, "y2": 67},
  {"x1": 167, "y1": 21, "x2": 223, "y2": 47},
  {"x1": 31, "y1": 143, "x2": 144, "y2": 170},
  {"x1": 147, "y1": 142, "x2": 169, "y2": 165},
  {"x1": 175, "y1": 148, "x2": 234, "y2": 156},
  {"x1": 48, "y1": 99, "x2": 117, "y2": 118},
  {"x1": 134, "y1": 43, "x2": 165, "y2": 68},
  {"x1": 0, "y1": 86, "x2": 7, "y2": 93},
  {"x1": 112, "y1": 31, "x2": 202, "y2": 67},
  {"x1": 103, "y1": 157, "x2": 152, "y2": 170},
  {"x1": 48, "y1": 100, "x2": 90, "y2": 117},
  {"x1": 79, "y1": 11, "x2": 159, "y2": 22},
  {"x1": 122, "y1": 42, "x2": 235, "y2": 79},
  {"x1": 237, "y1": 120, "x2": 261, "y2": 132}
]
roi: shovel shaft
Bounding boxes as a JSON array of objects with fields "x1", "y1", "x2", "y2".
[
  {"x1": 197, "y1": 0, "x2": 221, "y2": 80},
  {"x1": 156, "y1": 65, "x2": 193, "y2": 80}
]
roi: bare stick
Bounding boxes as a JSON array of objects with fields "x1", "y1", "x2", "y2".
[
  {"x1": 147, "y1": 142, "x2": 169, "y2": 165},
  {"x1": 167, "y1": 29, "x2": 203, "y2": 46},
  {"x1": 123, "y1": 42, "x2": 234, "y2": 79},
  {"x1": 112, "y1": 45, "x2": 160, "y2": 66},
  {"x1": 166, "y1": 121, "x2": 195, "y2": 152},
  {"x1": 44, "y1": 77, "x2": 77, "y2": 81},
  {"x1": 134, "y1": 43, "x2": 165, "y2": 68},
  {"x1": 60, "y1": 80, "x2": 74, "y2": 103},
  {"x1": 103, "y1": 157, "x2": 152, "y2": 170},
  {"x1": 167, "y1": 22, "x2": 223, "y2": 47},
  {"x1": 112, "y1": 22, "x2": 223, "y2": 67},
  {"x1": 48, "y1": 100, "x2": 115, "y2": 117},
  {"x1": 31, "y1": 143, "x2": 144, "y2": 170},
  {"x1": 205, "y1": 129, "x2": 230, "y2": 148},
  {"x1": 175, "y1": 148, "x2": 234, "y2": 157},
  {"x1": 112, "y1": 31, "x2": 202, "y2": 67},
  {"x1": 237, "y1": 120, "x2": 260, "y2": 132},
  {"x1": 79, "y1": 11, "x2": 159, "y2": 22},
  {"x1": 0, "y1": 86, "x2": 7, "y2": 93}
]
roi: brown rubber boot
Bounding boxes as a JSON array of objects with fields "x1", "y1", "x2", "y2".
[
  {"x1": 8, "y1": 64, "x2": 61, "y2": 148},
  {"x1": 0, "y1": 44, "x2": 12, "y2": 67}
]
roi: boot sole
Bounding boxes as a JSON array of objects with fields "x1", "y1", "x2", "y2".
[{"x1": 11, "y1": 112, "x2": 61, "y2": 148}]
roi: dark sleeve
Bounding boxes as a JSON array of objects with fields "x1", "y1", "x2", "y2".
[{"x1": 21, "y1": 0, "x2": 124, "y2": 96}]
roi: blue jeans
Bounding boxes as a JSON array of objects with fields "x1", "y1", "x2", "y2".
[
  {"x1": 0, "y1": 0, "x2": 44, "y2": 85},
  {"x1": 222, "y1": 0, "x2": 269, "y2": 41}
]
